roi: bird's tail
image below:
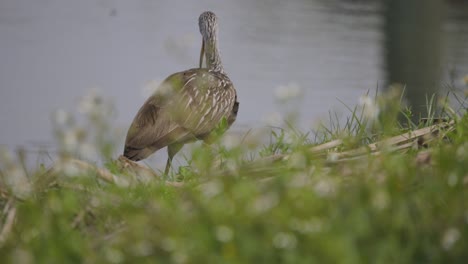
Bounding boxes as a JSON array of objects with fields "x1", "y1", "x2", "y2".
[{"x1": 123, "y1": 146, "x2": 147, "y2": 161}]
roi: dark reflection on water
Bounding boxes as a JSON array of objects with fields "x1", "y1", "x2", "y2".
[{"x1": 0, "y1": 0, "x2": 467, "y2": 152}]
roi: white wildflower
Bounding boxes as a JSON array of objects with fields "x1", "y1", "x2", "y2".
[
  {"x1": 273, "y1": 232, "x2": 297, "y2": 249},
  {"x1": 359, "y1": 95, "x2": 380, "y2": 120},
  {"x1": 141, "y1": 79, "x2": 162, "y2": 98},
  {"x1": 199, "y1": 180, "x2": 223, "y2": 199},
  {"x1": 326, "y1": 152, "x2": 340, "y2": 162},
  {"x1": 275, "y1": 82, "x2": 302, "y2": 102},
  {"x1": 4, "y1": 166, "x2": 32, "y2": 199},
  {"x1": 78, "y1": 90, "x2": 101, "y2": 115},
  {"x1": 263, "y1": 112, "x2": 283, "y2": 127},
  {"x1": 62, "y1": 161, "x2": 81, "y2": 177},
  {"x1": 288, "y1": 152, "x2": 306, "y2": 169},
  {"x1": 215, "y1": 225, "x2": 234, "y2": 243},
  {"x1": 314, "y1": 178, "x2": 336, "y2": 198},
  {"x1": 224, "y1": 159, "x2": 239, "y2": 173},
  {"x1": 441, "y1": 228, "x2": 460, "y2": 251},
  {"x1": 251, "y1": 192, "x2": 279, "y2": 214},
  {"x1": 53, "y1": 109, "x2": 71, "y2": 126},
  {"x1": 63, "y1": 129, "x2": 79, "y2": 152},
  {"x1": 290, "y1": 217, "x2": 323, "y2": 234},
  {"x1": 448, "y1": 173, "x2": 458, "y2": 187},
  {"x1": 372, "y1": 190, "x2": 389, "y2": 210},
  {"x1": 289, "y1": 173, "x2": 311, "y2": 188},
  {"x1": 222, "y1": 133, "x2": 241, "y2": 150},
  {"x1": 79, "y1": 143, "x2": 98, "y2": 161},
  {"x1": 283, "y1": 130, "x2": 296, "y2": 145},
  {"x1": 0, "y1": 146, "x2": 14, "y2": 164}
]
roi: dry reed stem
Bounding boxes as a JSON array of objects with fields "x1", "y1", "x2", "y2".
[{"x1": 0, "y1": 200, "x2": 17, "y2": 246}]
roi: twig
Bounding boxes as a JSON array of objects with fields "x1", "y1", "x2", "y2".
[{"x1": 0, "y1": 202, "x2": 17, "y2": 246}]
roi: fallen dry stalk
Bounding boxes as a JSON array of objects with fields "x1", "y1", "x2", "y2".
[
  {"x1": 45, "y1": 121, "x2": 456, "y2": 185},
  {"x1": 0, "y1": 200, "x2": 17, "y2": 246}
]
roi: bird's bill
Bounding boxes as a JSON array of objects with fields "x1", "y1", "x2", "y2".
[{"x1": 199, "y1": 39, "x2": 205, "y2": 68}]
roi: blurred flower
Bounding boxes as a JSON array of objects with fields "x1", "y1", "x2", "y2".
[
  {"x1": 4, "y1": 166, "x2": 32, "y2": 199},
  {"x1": 289, "y1": 173, "x2": 311, "y2": 188},
  {"x1": 290, "y1": 217, "x2": 323, "y2": 234},
  {"x1": 441, "y1": 227, "x2": 460, "y2": 251},
  {"x1": 359, "y1": 95, "x2": 380, "y2": 120},
  {"x1": 0, "y1": 146, "x2": 14, "y2": 164},
  {"x1": 221, "y1": 133, "x2": 241, "y2": 150},
  {"x1": 104, "y1": 247, "x2": 124, "y2": 264},
  {"x1": 199, "y1": 180, "x2": 223, "y2": 198},
  {"x1": 326, "y1": 152, "x2": 339, "y2": 162},
  {"x1": 251, "y1": 192, "x2": 279, "y2": 214},
  {"x1": 275, "y1": 82, "x2": 302, "y2": 102},
  {"x1": 63, "y1": 129, "x2": 79, "y2": 152},
  {"x1": 288, "y1": 153, "x2": 307, "y2": 169},
  {"x1": 273, "y1": 232, "x2": 297, "y2": 249},
  {"x1": 263, "y1": 112, "x2": 283, "y2": 127},
  {"x1": 447, "y1": 173, "x2": 458, "y2": 187},
  {"x1": 215, "y1": 225, "x2": 234, "y2": 243},
  {"x1": 53, "y1": 109, "x2": 71, "y2": 126},
  {"x1": 141, "y1": 79, "x2": 163, "y2": 98},
  {"x1": 314, "y1": 178, "x2": 336, "y2": 198},
  {"x1": 0, "y1": 147, "x2": 32, "y2": 199},
  {"x1": 79, "y1": 143, "x2": 99, "y2": 161},
  {"x1": 224, "y1": 159, "x2": 239, "y2": 173},
  {"x1": 283, "y1": 130, "x2": 296, "y2": 145},
  {"x1": 372, "y1": 190, "x2": 389, "y2": 210},
  {"x1": 61, "y1": 160, "x2": 81, "y2": 177},
  {"x1": 78, "y1": 90, "x2": 101, "y2": 115}
]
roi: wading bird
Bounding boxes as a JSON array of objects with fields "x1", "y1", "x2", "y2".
[{"x1": 123, "y1": 11, "x2": 239, "y2": 175}]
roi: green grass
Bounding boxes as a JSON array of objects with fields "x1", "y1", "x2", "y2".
[{"x1": 0, "y1": 88, "x2": 468, "y2": 263}]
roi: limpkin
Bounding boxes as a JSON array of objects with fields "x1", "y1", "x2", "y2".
[{"x1": 123, "y1": 11, "x2": 239, "y2": 175}]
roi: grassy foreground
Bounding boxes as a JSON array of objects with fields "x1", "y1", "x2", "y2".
[{"x1": 0, "y1": 90, "x2": 468, "y2": 263}]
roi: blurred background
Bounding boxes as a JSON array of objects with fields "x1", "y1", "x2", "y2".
[{"x1": 1, "y1": 0, "x2": 468, "y2": 158}]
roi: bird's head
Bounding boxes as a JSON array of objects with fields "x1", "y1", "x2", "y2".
[{"x1": 198, "y1": 11, "x2": 218, "y2": 41}]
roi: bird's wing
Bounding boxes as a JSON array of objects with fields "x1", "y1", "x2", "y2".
[
  {"x1": 124, "y1": 69, "x2": 236, "y2": 159},
  {"x1": 124, "y1": 72, "x2": 194, "y2": 153},
  {"x1": 172, "y1": 72, "x2": 237, "y2": 137}
]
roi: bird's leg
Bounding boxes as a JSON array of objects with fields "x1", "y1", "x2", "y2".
[
  {"x1": 163, "y1": 158, "x2": 172, "y2": 178},
  {"x1": 164, "y1": 143, "x2": 184, "y2": 178}
]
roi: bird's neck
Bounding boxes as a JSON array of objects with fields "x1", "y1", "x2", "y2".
[{"x1": 204, "y1": 37, "x2": 224, "y2": 73}]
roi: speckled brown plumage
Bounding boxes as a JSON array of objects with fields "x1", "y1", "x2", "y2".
[{"x1": 123, "y1": 11, "x2": 238, "y2": 174}]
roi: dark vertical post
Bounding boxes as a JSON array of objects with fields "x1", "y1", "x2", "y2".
[{"x1": 384, "y1": 0, "x2": 445, "y2": 122}]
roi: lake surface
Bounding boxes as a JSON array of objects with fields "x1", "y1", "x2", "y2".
[{"x1": 1, "y1": 0, "x2": 468, "y2": 159}]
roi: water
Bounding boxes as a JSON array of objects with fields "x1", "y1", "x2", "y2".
[{"x1": 1, "y1": 0, "x2": 468, "y2": 157}]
